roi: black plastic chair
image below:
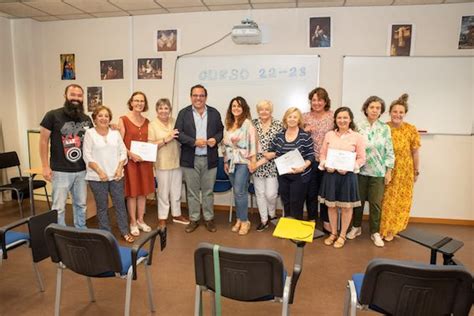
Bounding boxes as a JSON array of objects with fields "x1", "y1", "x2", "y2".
[
  {"x1": 194, "y1": 241, "x2": 305, "y2": 316},
  {"x1": 344, "y1": 258, "x2": 473, "y2": 316},
  {"x1": 45, "y1": 224, "x2": 167, "y2": 316},
  {"x1": 0, "y1": 151, "x2": 51, "y2": 217},
  {"x1": 213, "y1": 157, "x2": 233, "y2": 222},
  {"x1": 0, "y1": 209, "x2": 57, "y2": 291}
]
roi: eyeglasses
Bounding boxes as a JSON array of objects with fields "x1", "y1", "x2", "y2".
[{"x1": 191, "y1": 94, "x2": 206, "y2": 98}]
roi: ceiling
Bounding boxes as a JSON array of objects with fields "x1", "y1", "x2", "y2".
[{"x1": 0, "y1": 0, "x2": 471, "y2": 22}]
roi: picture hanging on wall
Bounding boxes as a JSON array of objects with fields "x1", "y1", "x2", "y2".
[
  {"x1": 60, "y1": 54, "x2": 76, "y2": 80},
  {"x1": 87, "y1": 86, "x2": 103, "y2": 112},
  {"x1": 100, "y1": 59, "x2": 124, "y2": 80},
  {"x1": 458, "y1": 16, "x2": 474, "y2": 49},
  {"x1": 309, "y1": 17, "x2": 331, "y2": 48},
  {"x1": 138, "y1": 58, "x2": 162, "y2": 80},
  {"x1": 157, "y1": 29, "x2": 178, "y2": 52},
  {"x1": 389, "y1": 24, "x2": 414, "y2": 56}
]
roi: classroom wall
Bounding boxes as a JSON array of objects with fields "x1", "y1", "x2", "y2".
[{"x1": 2, "y1": 3, "x2": 473, "y2": 220}]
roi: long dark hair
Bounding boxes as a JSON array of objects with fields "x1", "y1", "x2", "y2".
[{"x1": 225, "y1": 96, "x2": 251, "y2": 130}]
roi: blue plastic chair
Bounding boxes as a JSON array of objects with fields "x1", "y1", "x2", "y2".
[{"x1": 213, "y1": 157, "x2": 233, "y2": 222}]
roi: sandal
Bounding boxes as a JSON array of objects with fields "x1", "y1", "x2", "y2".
[
  {"x1": 130, "y1": 224, "x2": 140, "y2": 237},
  {"x1": 123, "y1": 234, "x2": 135, "y2": 243},
  {"x1": 324, "y1": 233, "x2": 337, "y2": 246},
  {"x1": 333, "y1": 235, "x2": 346, "y2": 249}
]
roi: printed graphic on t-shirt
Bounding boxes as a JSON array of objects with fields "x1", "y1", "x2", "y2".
[{"x1": 60, "y1": 121, "x2": 89, "y2": 163}]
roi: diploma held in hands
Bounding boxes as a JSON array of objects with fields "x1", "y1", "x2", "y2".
[
  {"x1": 274, "y1": 149, "x2": 305, "y2": 175},
  {"x1": 130, "y1": 141, "x2": 158, "y2": 162},
  {"x1": 325, "y1": 149, "x2": 356, "y2": 172}
]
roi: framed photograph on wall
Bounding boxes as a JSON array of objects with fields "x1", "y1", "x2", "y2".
[
  {"x1": 60, "y1": 53, "x2": 76, "y2": 80},
  {"x1": 100, "y1": 59, "x2": 124, "y2": 80},
  {"x1": 87, "y1": 86, "x2": 103, "y2": 112},
  {"x1": 157, "y1": 29, "x2": 178, "y2": 52},
  {"x1": 137, "y1": 58, "x2": 162, "y2": 79},
  {"x1": 458, "y1": 16, "x2": 474, "y2": 49},
  {"x1": 309, "y1": 17, "x2": 331, "y2": 48},
  {"x1": 389, "y1": 24, "x2": 414, "y2": 56}
]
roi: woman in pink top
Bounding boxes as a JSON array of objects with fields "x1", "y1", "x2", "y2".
[{"x1": 318, "y1": 107, "x2": 366, "y2": 249}]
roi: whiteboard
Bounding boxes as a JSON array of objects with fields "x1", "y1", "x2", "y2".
[
  {"x1": 342, "y1": 56, "x2": 474, "y2": 135},
  {"x1": 176, "y1": 55, "x2": 320, "y2": 121}
]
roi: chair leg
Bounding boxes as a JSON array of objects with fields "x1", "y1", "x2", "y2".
[
  {"x1": 44, "y1": 186, "x2": 51, "y2": 209},
  {"x1": 86, "y1": 277, "x2": 96, "y2": 302},
  {"x1": 228, "y1": 190, "x2": 234, "y2": 223},
  {"x1": 32, "y1": 262, "x2": 45, "y2": 292},
  {"x1": 282, "y1": 275, "x2": 291, "y2": 316},
  {"x1": 16, "y1": 191, "x2": 23, "y2": 218},
  {"x1": 145, "y1": 264, "x2": 155, "y2": 312},
  {"x1": 210, "y1": 291, "x2": 216, "y2": 316},
  {"x1": 344, "y1": 280, "x2": 357, "y2": 316},
  {"x1": 55, "y1": 265, "x2": 63, "y2": 316},
  {"x1": 194, "y1": 285, "x2": 203, "y2": 316},
  {"x1": 124, "y1": 270, "x2": 133, "y2": 316}
]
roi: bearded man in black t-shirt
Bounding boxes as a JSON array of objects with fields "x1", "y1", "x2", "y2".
[{"x1": 39, "y1": 84, "x2": 93, "y2": 228}]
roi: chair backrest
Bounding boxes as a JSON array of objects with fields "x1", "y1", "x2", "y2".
[
  {"x1": 360, "y1": 258, "x2": 473, "y2": 316},
  {"x1": 28, "y1": 210, "x2": 58, "y2": 262},
  {"x1": 0, "y1": 151, "x2": 20, "y2": 170},
  {"x1": 194, "y1": 242, "x2": 285, "y2": 302},
  {"x1": 45, "y1": 224, "x2": 123, "y2": 277},
  {"x1": 216, "y1": 157, "x2": 229, "y2": 181}
]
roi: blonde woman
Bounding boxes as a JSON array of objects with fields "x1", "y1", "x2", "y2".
[
  {"x1": 264, "y1": 108, "x2": 314, "y2": 220},
  {"x1": 252, "y1": 100, "x2": 283, "y2": 231},
  {"x1": 148, "y1": 98, "x2": 189, "y2": 230}
]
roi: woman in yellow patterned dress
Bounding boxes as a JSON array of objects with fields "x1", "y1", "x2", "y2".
[{"x1": 380, "y1": 93, "x2": 420, "y2": 241}]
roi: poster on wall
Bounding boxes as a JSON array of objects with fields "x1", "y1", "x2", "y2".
[
  {"x1": 309, "y1": 17, "x2": 331, "y2": 48},
  {"x1": 137, "y1": 58, "x2": 162, "y2": 79},
  {"x1": 100, "y1": 59, "x2": 124, "y2": 80},
  {"x1": 389, "y1": 24, "x2": 414, "y2": 56},
  {"x1": 458, "y1": 16, "x2": 474, "y2": 49},
  {"x1": 157, "y1": 29, "x2": 178, "y2": 52},
  {"x1": 87, "y1": 87, "x2": 103, "y2": 112},
  {"x1": 60, "y1": 54, "x2": 76, "y2": 80}
]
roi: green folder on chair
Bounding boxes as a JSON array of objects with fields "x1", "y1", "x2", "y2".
[{"x1": 273, "y1": 218, "x2": 315, "y2": 243}]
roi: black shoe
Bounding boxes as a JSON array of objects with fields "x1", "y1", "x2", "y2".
[
  {"x1": 205, "y1": 220, "x2": 217, "y2": 232},
  {"x1": 185, "y1": 221, "x2": 199, "y2": 233},
  {"x1": 256, "y1": 221, "x2": 269, "y2": 232}
]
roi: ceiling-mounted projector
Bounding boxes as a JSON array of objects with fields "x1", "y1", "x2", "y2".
[{"x1": 231, "y1": 19, "x2": 262, "y2": 45}]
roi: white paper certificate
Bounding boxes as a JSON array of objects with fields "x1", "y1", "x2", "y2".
[
  {"x1": 325, "y1": 149, "x2": 356, "y2": 172},
  {"x1": 130, "y1": 141, "x2": 158, "y2": 162},
  {"x1": 274, "y1": 149, "x2": 306, "y2": 175}
]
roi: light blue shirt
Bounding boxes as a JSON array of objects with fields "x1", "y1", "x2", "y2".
[{"x1": 193, "y1": 105, "x2": 208, "y2": 155}]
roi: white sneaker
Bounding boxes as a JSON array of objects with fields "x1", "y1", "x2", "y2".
[
  {"x1": 346, "y1": 227, "x2": 362, "y2": 240},
  {"x1": 371, "y1": 233, "x2": 385, "y2": 247}
]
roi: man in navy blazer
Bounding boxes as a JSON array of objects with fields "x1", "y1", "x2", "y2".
[{"x1": 175, "y1": 84, "x2": 224, "y2": 233}]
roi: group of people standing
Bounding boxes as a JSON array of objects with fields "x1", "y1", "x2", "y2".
[{"x1": 39, "y1": 83, "x2": 420, "y2": 246}]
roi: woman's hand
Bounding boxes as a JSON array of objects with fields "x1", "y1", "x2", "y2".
[
  {"x1": 337, "y1": 169, "x2": 347, "y2": 175},
  {"x1": 98, "y1": 170, "x2": 108, "y2": 182},
  {"x1": 248, "y1": 161, "x2": 257, "y2": 173},
  {"x1": 129, "y1": 152, "x2": 143, "y2": 163},
  {"x1": 291, "y1": 166, "x2": 305, "y2": 174},
  {"x1": 326, "y1": 167, "x2": 335, "y2": 173},
  {"x1": 263, "y1": 152, "x2": 274, "y2": 160},
  {"x1": 114, "y1": 167, "x2": 123, "y2": 181},
  {"x1": 223, "y1": 162, "x2": 229, "y2": 174},
  {"x1": 385, "y1": 169, "x2": 392, "y2": 185}
]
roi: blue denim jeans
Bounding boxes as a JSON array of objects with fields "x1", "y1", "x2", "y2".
[
  {"x1": 228, "y1": 164, "x2": 250, "y2": 221},
  {"x1": 52, "y1": 170, "x2": 87, "y2": 228}
]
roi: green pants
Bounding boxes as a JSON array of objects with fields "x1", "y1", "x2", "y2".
[{"x1": 352, "y1": 175, "x2": 385, "y2": 234}]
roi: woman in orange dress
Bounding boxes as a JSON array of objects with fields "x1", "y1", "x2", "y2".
[
  {"x1": 118, "y1": 91, "x2": 155, "y2": 237},
  {"x1": 380, "y1": 93, "x2": 420, "y2": 241}
]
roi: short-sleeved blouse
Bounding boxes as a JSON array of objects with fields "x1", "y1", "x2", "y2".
[{"x1": 252, "y1": 118, "x2": 283, "y2": 178}]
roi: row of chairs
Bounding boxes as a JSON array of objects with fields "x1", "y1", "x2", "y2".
[{"x1": 1, "y1": 209, "x2": 472, "y2": 315}]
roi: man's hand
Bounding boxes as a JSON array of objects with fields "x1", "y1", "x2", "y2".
[
  {"x1": 195, "y1": 138, "x2": 207, "y2": 148},
  {"x1": 43, "y1": 166, "x2": 52, "y2": 182},
  {"x1": 207, "y1": 138, "x2": 217, "y2": 148}
]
